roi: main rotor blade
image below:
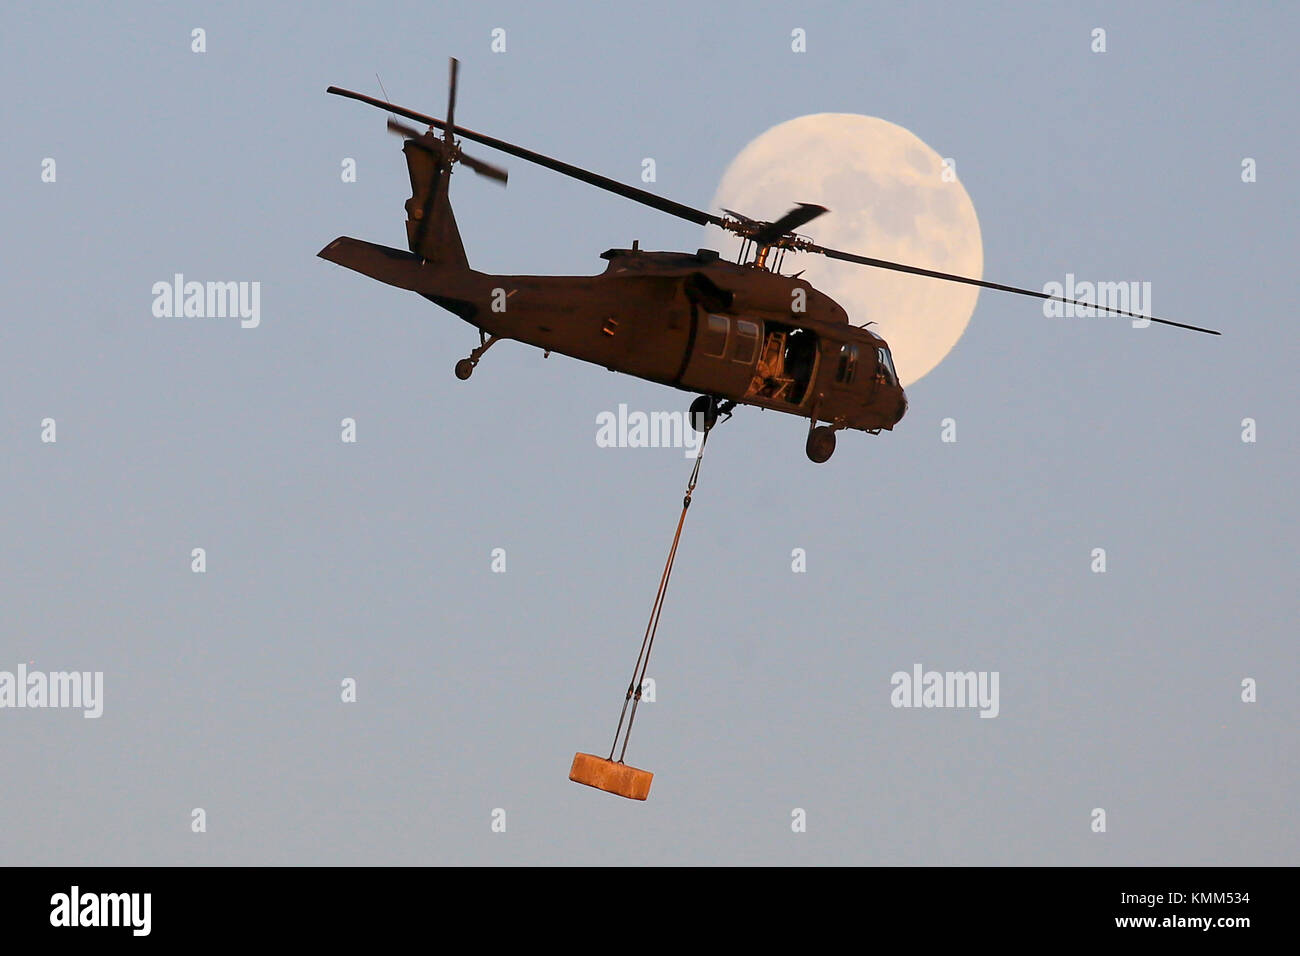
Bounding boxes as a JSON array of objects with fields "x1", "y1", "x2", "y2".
[
  {"x1": 721, "y1": 207, "x2": 757, "y2": 224},
  {"x1": 340, "y1": 85, "x2": 1214, "y2": 335},
  {"x1": 807, "y1": 243, "x2": 1221, "y2": 335},
  {"x1": 329, "y1": 86, "x2": 725, "y2": 228},
  {"x1": 752, "y1": 203, "x2": 828, "y2": 246}
]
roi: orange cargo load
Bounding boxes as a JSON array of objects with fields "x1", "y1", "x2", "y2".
[{"x1": 569, "y1": 752, "x2": 653, "y2": 801}]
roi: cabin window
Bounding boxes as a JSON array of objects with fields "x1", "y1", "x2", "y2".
[
  {"x1": 877, "y1": 347, "x2": 897, "y2": 385},
  {"x1": 731, "y1": 320, "x2": 760, "y2": 364},
  {"x1": 702, "y1": 313, "x2": 729, "y2": 358},
  {"x1": 836, "y1": 344, "x2": 858, "y2": 384}
]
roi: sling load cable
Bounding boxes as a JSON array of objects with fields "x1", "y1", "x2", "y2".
[{"x1": 607, "y1": 424, "x2": 711, "y2": 764}]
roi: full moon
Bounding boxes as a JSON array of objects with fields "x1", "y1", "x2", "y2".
[{"x1": 703, "y1": 114, "x2": 983, "y2": 388}]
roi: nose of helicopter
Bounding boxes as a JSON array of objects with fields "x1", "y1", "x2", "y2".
[{"x1": 893, "y1": 389, "x2": 909, "y2": 425}]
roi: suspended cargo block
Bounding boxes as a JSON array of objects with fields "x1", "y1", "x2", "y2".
[{"x1": 569, "y1": 752, "x2": 653, "y2": 801}]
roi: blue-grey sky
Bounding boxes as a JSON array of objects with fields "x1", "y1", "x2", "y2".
[{"x1": 1, "y1": 1, "x2": 1295, "y2": 865}]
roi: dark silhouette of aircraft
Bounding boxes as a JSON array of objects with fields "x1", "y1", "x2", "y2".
[{"x1": 320, "y1": 60, "x2": 1219, "y2": 462}]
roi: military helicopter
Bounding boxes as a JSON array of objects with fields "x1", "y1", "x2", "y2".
[{"x1": 320, "y1": 59, "x2": 1219, "y2": 463}]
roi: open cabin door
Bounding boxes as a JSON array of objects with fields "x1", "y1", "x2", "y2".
[
  {"x1": 743, "y1": 321, "x2": 818, "y2": 408},
  {"x1": 679, "y1": 311, "x2": 820, "y2": 408}
]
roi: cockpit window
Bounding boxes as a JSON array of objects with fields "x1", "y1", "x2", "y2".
[{"x1": 877, "y1": 347, "x2": 898, "y2": 386}]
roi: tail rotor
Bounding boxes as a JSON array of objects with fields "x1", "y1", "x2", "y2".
[{"x1": 383, "y1": 58, "x2": 508, "y2": 185}]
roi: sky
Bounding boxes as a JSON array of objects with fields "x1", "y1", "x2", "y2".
[{"x1": 1, "y1": 1, "x2": 1295, "y2": 865}]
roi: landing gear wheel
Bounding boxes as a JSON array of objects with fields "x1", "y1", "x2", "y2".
[
  {"x1": 456, "y1": 334, "x2": 499, "y2": 381},
  {"x1": 689, "y1": 396, "x2": 718, "y2": 433},
  {"x1": 806, "y1": 425, "x2": 836, "y2": 463}
]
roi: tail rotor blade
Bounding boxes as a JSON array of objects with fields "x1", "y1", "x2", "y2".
[
  {"x1": 460, "y1": 151, "x2": 508, "y2": 185},
  {"x1": 387, "y1": 118, "x2": 444, "y2": 157},
  {"x1": 386, "y1": 117, "x2": 425, "y2": 140},
  {"x1": 445, "y1": 57, "x2": 459, "y2": 142}
]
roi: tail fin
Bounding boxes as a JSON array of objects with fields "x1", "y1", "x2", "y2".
[{"x1": 403, "y1": 141, "x2": 468, "y2": 269}]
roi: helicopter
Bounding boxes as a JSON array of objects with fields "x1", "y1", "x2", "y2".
[{"x1": 319, "y1": 59, "x2": 1219, "y2": 463}]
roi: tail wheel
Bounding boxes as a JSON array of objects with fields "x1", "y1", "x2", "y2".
[
  {"x1": 454, "y1": 358, "x2": 475, "y2": 380},
  {"x1": 806, "y1": 425, "x2": 836, "y2": 463}
]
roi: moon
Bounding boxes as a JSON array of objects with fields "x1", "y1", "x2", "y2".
[{"x1": 702, "y1": 114, "x2": 983, "y2": 388}]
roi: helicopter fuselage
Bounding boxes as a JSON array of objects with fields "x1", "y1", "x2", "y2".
[{"x1": 324, "y1": 235, "x2": 908, "y2": 435}]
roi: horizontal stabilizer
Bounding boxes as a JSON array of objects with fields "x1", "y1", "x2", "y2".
[{"x1": 317, "y1": 237, "x2": 424, "y2": 291}]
